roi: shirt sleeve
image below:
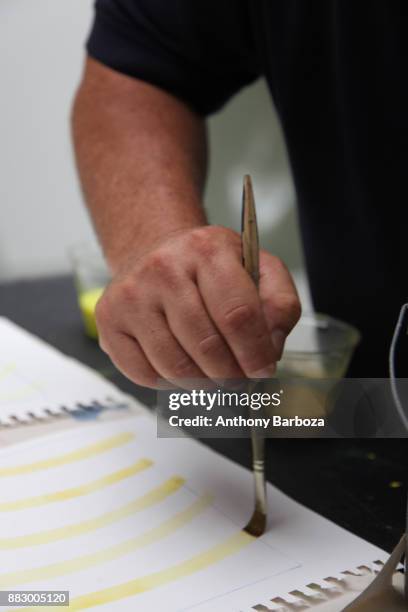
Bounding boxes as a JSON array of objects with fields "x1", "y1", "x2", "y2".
[{"x1": 86, "y1": 0, "x2": 260, "y2": 115}]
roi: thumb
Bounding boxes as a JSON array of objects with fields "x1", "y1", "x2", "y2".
[{"x1": 258, "y1": 251, "x2": 302, "y2": 359}]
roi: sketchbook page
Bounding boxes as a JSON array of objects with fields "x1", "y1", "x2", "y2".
[
  {"x1": 0, "y1": 410, "x2": 386, "y2": 612},
  {"x1": 0, "y1": 317, "x2": 124, "y2": 423},
  {"x1": 0, "y1": 413, "x2": 297, "y2": 612},
  {"x1": 139, "y1": 413, "x2": 387, "y2": 608}
]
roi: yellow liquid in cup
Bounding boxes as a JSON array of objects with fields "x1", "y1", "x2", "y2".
[{"x1": 78, "y1": 287, "x2": 104, "y2": 339}]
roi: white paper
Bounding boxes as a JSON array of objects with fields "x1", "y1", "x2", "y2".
[
  {"x1": 0, "y1": 318, "x2": 123, "y2": 424},
  {"x1": 0, "y1": 412, "x2": 386, "y2": 611}
]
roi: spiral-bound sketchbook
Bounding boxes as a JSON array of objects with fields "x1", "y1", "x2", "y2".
[
  {"x1": 0, "y1": 421, "x2": 387, "y2": 610},
  {"x1": 0, "y1": 318, "x2": 388, "y2": 610},
  {"x1": 0, "y1": 317, "x2": 125, "y2": 425}
]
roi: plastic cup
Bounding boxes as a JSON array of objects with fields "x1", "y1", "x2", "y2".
[
  {"x1": 278, "y1": 313, "x2": 361, "y2": 378},
  {"x1": 69, "y1": 244, "x2": 110, "y2": 339},
  {"x1": 263, "y1": 314, "x2": 361, "y2": 428}
]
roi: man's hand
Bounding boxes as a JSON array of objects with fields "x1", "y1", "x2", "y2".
[
  {"x1": 95, "y1": 225, "x2": 301, "y2": 388},
  {"x1": 73, "y1": 60, "x2": 300, "y2": 388}
]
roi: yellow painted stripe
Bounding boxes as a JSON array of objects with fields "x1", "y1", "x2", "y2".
[
  {"x1": 17, "y1": 530, "x2": 254, "y2": 611},
  {"x1": 0, "y1": 363, "x2": 15, "y2": 381},
  {"x1": 0, "y1": 459, "x2": 152, "y2": 512},
  {"x1": 0, "y1": 477, "x2": 184, "y2": 549},
  {"x1": 0, "y1": 494, "x2": 212, "y2": 588},
  {"x1": 0, "y1": 383, "x2": 42, "y2": 403},
  {"x1": 0, "y1": 432, "x2": 134, "y2": 477}
]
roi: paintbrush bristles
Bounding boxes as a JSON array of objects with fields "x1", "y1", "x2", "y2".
[{"x1": 244, "y1": 509, "x2": 267, "y2": 538}]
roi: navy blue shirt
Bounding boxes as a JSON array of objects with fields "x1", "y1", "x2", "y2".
[{"x1": 87, "y1": 1, "x2": 408, "y2": 376}]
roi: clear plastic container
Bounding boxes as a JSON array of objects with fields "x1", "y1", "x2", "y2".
[
  {"x1": 278, "y1": 313, "x2": 361, "y2": 378},
  {"x1": 264, "y1": 314, "x2": 361, "y2": 426},
  {"x1": 69, "y1": 244, "x2": 110, "y2": 339}
]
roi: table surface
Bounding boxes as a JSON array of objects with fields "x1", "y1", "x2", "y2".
[{"x1": 0, "y1": 274, "x2": 406, "y2": 553}]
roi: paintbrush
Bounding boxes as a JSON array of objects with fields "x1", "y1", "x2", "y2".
[{"x1": 241, "y1": 174, "x2": 267, "y2": 537}]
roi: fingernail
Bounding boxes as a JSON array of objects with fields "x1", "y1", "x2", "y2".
[
  {"x1": 248, "y1": 363, "x2": 276, "y2": 379},
  {"x1": 272, "y1": 330, "x2": 286, "y2": 360}
]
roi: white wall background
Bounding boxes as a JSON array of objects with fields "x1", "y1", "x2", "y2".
[
  {"x1": 0, "y1": 0, "x2": 307, "y2": 301},
  {"x1": 0, "y1": 0, "x2": 96, "y2": 280}
]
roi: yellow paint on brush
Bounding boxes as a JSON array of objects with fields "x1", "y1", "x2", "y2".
[
  {"x1": 0, "y1": 494, "x2": 212, "y2": 588},
  {"x1": 78, "y1": 287, "x2": 104, "y2": 339},
  {"x1": 0, "y1": 477, "x2": 184, "y2": 549},
  {"x1": 0, "y1": 432, "x2": 134, "y2": 478},
  {"x1": 0, "y1": 459, "x2": 152, "y2": 512},
  {"x1": 19, "y1": 530, "x2": 254, "y2": 611}
]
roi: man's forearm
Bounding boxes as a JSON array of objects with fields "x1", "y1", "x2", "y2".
[
  {"x1": 72, "y1": 57, "x2": 208, "y2": 273},
  {"x1": 71, "y1": 57, "x2": 300, "y2": 388}
]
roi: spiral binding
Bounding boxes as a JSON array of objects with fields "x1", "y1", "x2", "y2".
[
  {"x1": 0, "y1": 396, "x2": 129, "y2": 427},
  {"x1": 245, "y1": 561, "x2": 389, "y2": 611}
]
